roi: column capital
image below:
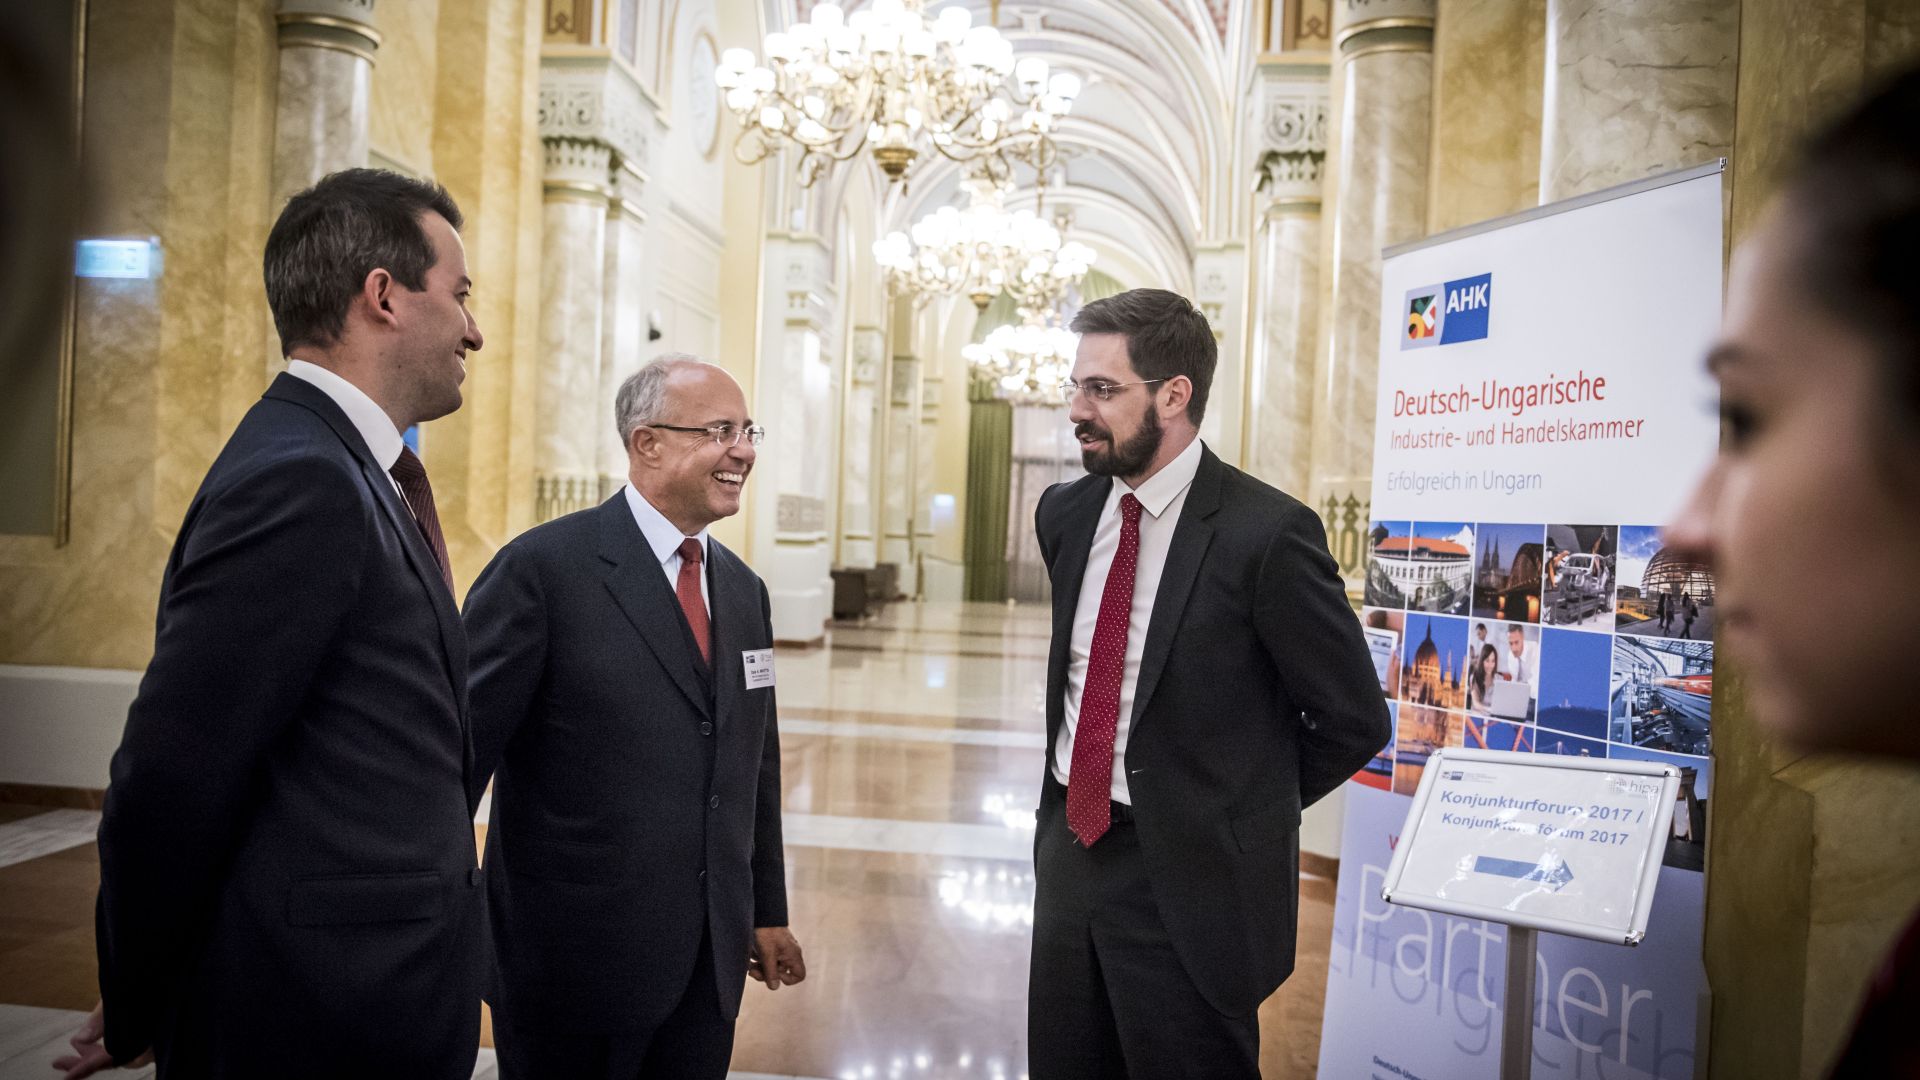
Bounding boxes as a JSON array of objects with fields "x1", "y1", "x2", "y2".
[
  {"x1": 541, "y1": 136, "x2": 613, "y2": 201},
  {"x1": 1333, "y1": 0, "x2": 1435, "y2": 58},
  {"x1": 1255, "y1": 60, "x2": 1330, "y2": 212},
  {"x1": 775, "y1": 234, "x2": 838, "y2": 332},
  {"x1": 276, "y1": 0, "x2": 380, "y2": 64}
]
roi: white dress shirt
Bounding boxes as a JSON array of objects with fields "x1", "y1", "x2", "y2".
[
  {"x1": 284, "y1": 359, "x2": 405, "y2": 501},
  {"x1": 1503, "y1": 641, "x2": 1539, "y2": 687},
  {"x1": 623, "y1": 485, "x2": 710, "y2": 615},
  {"x1": 1052, "y1": 436, "x2": 1205, "y2": 805}
]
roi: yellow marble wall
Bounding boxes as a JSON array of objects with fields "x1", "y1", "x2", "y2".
[
  {"x1": 1711, "y1": 8, "x2": 1920, "y2": 1076},
  {"x1": 0, "y1": 0, "x2": 279, "y2": 669},
  {"x1": 422, "y1": 0, "x2": 549, "y2": 583},
  {"x1": 1427, "y1": 0, "x2": 1544, "y2": 231},
  {"x1": 0, "y1": 0, "x2": 549, "y2": 677},
  {"x1": 368, "y1": 0, "x2": 442, "y2": 177}
]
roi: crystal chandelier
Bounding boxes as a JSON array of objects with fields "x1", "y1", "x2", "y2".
[
  {"x1": 962, "y1": 311, "x2": 1078, "y2": 407},
  {"x1": 714, "y1": 0, "x2": 1081, "y2": 186},
  {"x1": 873, "y1": 173, "x2": 1097, "y2": 311}
]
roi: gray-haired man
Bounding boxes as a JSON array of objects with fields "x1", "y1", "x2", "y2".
[{"x1": 465, "y1": 355, "x2": 804, "y2": 1079}]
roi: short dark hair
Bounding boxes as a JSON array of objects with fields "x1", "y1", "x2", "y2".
[
  {"x1": 1069, "y1": 288, "x2": 1218, "y2": 422},
  {"x1": 263, "y1": 168, "x2": 464, "y2": 354},
  {"x1": 1783, "y1": 63, "x2": 1920, "y2": 425}
]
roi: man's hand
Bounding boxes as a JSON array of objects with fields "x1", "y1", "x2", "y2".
[
  {"x1": 747, "y1": 926, "x2": 807, "y2": 991},
  {"x1": 50, "y1": 1001, "x2": 151, "y2": 1079}
]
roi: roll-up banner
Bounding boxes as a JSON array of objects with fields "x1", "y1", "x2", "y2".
[{"x1": 1317, "y1": 163, "x2": 1724, "y2": 1080}]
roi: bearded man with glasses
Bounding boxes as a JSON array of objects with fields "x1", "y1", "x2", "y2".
[
  {"x1": 1028, "y1": 288, "x2": 1390, "y2": 1077},
  {"x1": 463, "y1": 354, "x2": 805, "y2": 1079}
]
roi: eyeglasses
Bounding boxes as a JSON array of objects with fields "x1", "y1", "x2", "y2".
[
  {"x1": 647, "y1": 423, "x2": 766, "y2": 448},
  {"x1": 1057, "y1": 378, "x2": 1168, "y2": 405}
]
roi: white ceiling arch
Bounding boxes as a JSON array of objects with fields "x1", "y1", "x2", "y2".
[{"x1": 746, "y1": 0, "x2": 1246, "y2": 285}]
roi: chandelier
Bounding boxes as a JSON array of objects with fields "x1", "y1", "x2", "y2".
[
  {"x1": 714, "y1": 0, "x2": 1082, "y2": 186},
  {"x1": 873, "y1": 173, "x2": 1097, "y2": 311},
  {"x1": 962, "y1": 311, "x2": 1078, "y2": 407}
]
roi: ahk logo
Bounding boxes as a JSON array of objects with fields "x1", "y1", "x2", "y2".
[{"x1": 1401, "y1": 272, "x2": 1493, "y2": 349}]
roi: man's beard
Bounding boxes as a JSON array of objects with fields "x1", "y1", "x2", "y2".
[{"x1": 1077, "y1": 404, "x2": 1162, "y2": 477}]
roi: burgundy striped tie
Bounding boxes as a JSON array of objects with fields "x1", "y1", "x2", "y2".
[
  {"x1": 388, "y1": 446, "x2": 453, "y2": 592},
  {"x1": 1067, "y1": 493, "x2": 1142, "y2": 847}
]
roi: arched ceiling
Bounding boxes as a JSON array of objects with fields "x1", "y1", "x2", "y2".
[{"x1": 761, "y1": 0, "x2": 1264, "y2": 293}]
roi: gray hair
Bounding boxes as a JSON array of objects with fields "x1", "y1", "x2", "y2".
[{"x1": 614, "y1": 353, "x2": 714, "y2": 445}]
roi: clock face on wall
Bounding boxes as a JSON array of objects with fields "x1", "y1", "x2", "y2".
[{"x1": 688, "y1": 35, "x2": 719, "y2": 159}]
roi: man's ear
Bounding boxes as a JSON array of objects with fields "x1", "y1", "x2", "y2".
[
  {"x1": 628, "y1": 424, "x2": 655, "y2": 465},
  {"x1": 361, "y1": 268, "x2": 399, "y2": 329},
  {"x1": 1161, "y1": 375, "x2": 1193, "y2": 419}
]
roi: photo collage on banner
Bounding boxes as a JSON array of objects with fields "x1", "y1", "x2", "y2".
[{"x1": 1360, "y1": 519, "x2": 1715, "y2": 872}]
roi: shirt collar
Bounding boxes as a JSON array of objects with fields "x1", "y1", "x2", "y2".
[
  {"x1": 285, "y1": 359, "x2": 405, "y2": 471},
  {"x1": 1111, "y1": 436, "x2": 1205, "y2": 519},
  {"x1": 623, "y1": 484, "x2": 710, "y2": 566}
]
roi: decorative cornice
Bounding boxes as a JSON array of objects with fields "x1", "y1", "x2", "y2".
[{"x1": 538, "y1": 52, "x2": 654, "y2": 176}]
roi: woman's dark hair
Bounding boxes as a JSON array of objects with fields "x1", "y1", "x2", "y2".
[
  {"x1": 1069, "y1": 288, "x2": 1218, "y2": 422},
  {"x1": 1471, "y1": 643, "x2": 1498, "y2": 696},
  {"x1": 263, "y1": 168, "x2": 464, "y2": 354},
  {"x1": 1783, "y1": 63, "x2": 1920, "y2": 423}
]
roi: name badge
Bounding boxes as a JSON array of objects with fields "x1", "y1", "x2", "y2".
[{"x1": 743, "y1": 649, "x2": 775, "y2": 690}]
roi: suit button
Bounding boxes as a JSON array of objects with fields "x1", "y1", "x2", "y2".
[
  {"x1": 700, "y1": 722, "x2": 714, "y2": 735},
  {"x1": 698, "y1": 869, "x2": 707, "y2": 882},
  {"x1": 468, "y1": 867, "x2": 482, "y2": 887},
  {"x1": 709, "y1": 795, "x2": 721, "y2": 809}
]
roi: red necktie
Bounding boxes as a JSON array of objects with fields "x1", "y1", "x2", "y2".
[
  {"x1": 1068, "y1": 493, "x2": 1142, "y2": 847},
  {"x1": 388, "y1": 446, "x2": 453, "y2": 591},
  {"x1": 676, "y1": 537, "x2": 710, "y2": 667}
]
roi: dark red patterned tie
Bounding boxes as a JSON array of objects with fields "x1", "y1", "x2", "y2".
[
  {"x1": 1067, "y1": 493, "x2": 1142, "y2": 847},
  {"x1": 387, "y1": 446, "x2": 453, "y2": 592},
  {"x1": 676, "y1": 537, "x2": 710, "y2": 667}
]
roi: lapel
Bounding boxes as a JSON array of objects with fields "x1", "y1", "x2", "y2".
[
  {"x1": 1045, "y1": 476, "x2": 1110, "y2": 743},
  {"x1": 595, "y1": 496, "x2": 713, "y2": 719},
  {"x1": 705, "y1": 539, "x2": 763, "y2": 733},
  {"x1": 1127, "y1": 445, "x2": 1224, "y2": 731},
  {"x1": 264, "y1": 375, "x2": 472, "y2": 755}
]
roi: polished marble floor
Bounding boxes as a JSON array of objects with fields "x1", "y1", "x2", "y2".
[{"x1": 0, "y1": 602, "x2": 1334, "y2": 1078}]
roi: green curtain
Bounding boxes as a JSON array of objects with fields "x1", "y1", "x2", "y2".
[
  {"x1": 961, "y1": 269, "x2": 1126, "y2": 602},
  {"x1": 963, "y1": 375, "x2": 1013, "y2": 602}
]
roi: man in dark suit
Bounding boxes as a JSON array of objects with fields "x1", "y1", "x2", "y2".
[
  {"x1": 465, "y1": 355, "x2": 805, "y2": 1079},
  {"x1": 63, "y1": 170, "x2": 487, "y2": 1079},
  {"x1": 1027, "y1": 289, "x2": 1390, "y2": 1078}
]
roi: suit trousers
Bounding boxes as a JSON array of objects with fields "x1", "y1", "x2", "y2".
[
  {"x1": 1028, "y1": 779, "x2": 1258, "y2": 1080},
  {"x1": 494, "y1": 927, "x2": 735, "y2": 1080}
]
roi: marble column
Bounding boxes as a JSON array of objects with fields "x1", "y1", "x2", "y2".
[
  {"x1": 879, "y1": 288, "x2": 922, "y2": 579},
  {"x1": 751, "y1": 235, "x2": 839, "y2": 643},
  {"x1": 1192, "y1": 245, "x2": 1248, "y2": 461},
  {"x1": 838, "y1": 327, "x2": 885, "y2": 570},
  {"x1": 535, "y1": 136, "x2": 610, "y2": 522},
  {"x1": 272, "y1": 0, "x2": 377, "y2": 200},
  {"x1": 599, "y1": 164, "x2": 649, "y2": 497},
  {"x1": 1539, "y1": 0, "x2": 1737, "y2": 203},
  {"x1": 270, "y1": 1, "x2": 377, "y2": 378},
  {"x1": 1310, "y1": 0, "x2": 1434, "y2": 592},
  {"x1": 1244, "y1": 59, "x2": 1328, "y2": 498}
]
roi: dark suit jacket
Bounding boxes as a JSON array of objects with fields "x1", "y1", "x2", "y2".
[
  {"x1": 465, "y1": 494, "x2": 787, "y2": 1034},
  {"x1": 1035, "y1": 444, "x2": 1390, "y2": 1017},
  {"x1": 96, "y1": 374, "x2": 483, "y2": 1078}
]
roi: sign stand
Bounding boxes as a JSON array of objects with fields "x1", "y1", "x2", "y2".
[
  {"x1": 1380, "y1": 747, "x2": 1680, "y2": 1078},
  {"x1": 1500, "y1": 924, "x2": 1537, "y2": 1080}
]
